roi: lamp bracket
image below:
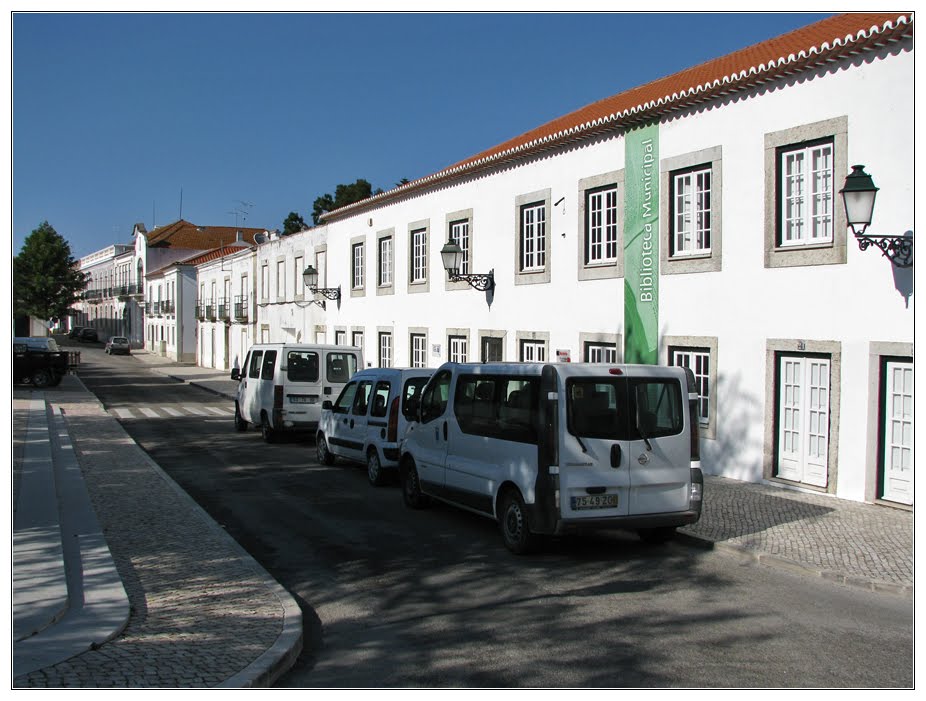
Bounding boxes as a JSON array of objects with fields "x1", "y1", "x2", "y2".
[
  {"x1": 855, "y1": 233, "x2": 913, "y2": 268},
  {"x1": 448, "y1": 270, "x2": 495, "y2": 292}
]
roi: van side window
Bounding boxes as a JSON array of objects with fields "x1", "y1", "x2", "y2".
[
  {"x1": 287, "y1": 351, "x2": 319, "y2": 382},
  {"x1": 632, "y1": 379, "x2": 683, "y2": 438},
  {"x1": 568, "y1": 379, "x2": 623, "y2": 439},
  {"x1": 370, "y1": 381, "x2": 391, "y2": 417},
  {"x1": 352, "y1": 381, "x2": 373, "y2": 415},
  {"x1": 333, "y1": 381, "x2": 358, "y2": 414},
  {"x1": 248, "y1": 350, "x2": 264, "y2": 379},
  {"x1": 261, "y1": 350, "x2": 277, "y2": 380},
  {"x1": 402, "y1": 377, "x2": 429, "y2": 420},
  {"x1": 327, "y1": 352, "x2": 358, "y2": 383},
  {"x1": 454, "y1": 375, "x2": 539, "y2": 444},
  {"x1": 420, "y1": 370, "x2": 451, "y2": 423}
]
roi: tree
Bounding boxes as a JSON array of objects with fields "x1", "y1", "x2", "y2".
[
  {"x1": 14, "y1": 221, "x2": 87, "y2": 323},
  {"x1": 282, "y1": 211, "x2": 308, "y2": 236},
  {"x1": 312, "y1": 178, "x2": 384, "y2": 225}
]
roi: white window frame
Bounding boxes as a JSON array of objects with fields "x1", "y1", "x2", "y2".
[
  {"x1": 352, "y1": 242, "x2": 365, "y2": 290},
  {"x1": 449, "y1": 335, "x2": 468, "y2": 363},
  {"x1": 379, "y1": 332, "x2": 393, "y2": 368},
  {"x1": 352, "y1": 330, "x2": 364, "y2": 350},
  {"x1": 670, "y1": 347, "x2": 711, "y2": 426},
  {"x1": 410, "y1": 333, "x2": 427, "y2": 368},
  {"x1": 379, "y1": 236, "x2": 393, "y2": 287},
  {"x1": 260, "y1": 264, "x2": 269, "y2": 300},
  {"x1": 586, "y1": 185, "x2": 619, "y2": 265},
  {"x1": 520, "y1": 202, "x2": 546, "y2": 272},
  {"x1": 276, "y1": 260, "x2": 286, "y2": 300},
  {"x1": 450, "y1": 219, "x2": 470, "y2": 274},
  {"x1": 779, "y1": 140, "x2": 834, "y2": 247},
  {"x1": 520, "y1": 339, "x2": 546, "y2": 363},
  {"x1": 672, "y1": 166, "x2": 712, "y2": 257},
  {"x1": 411, "y1": 228, "x2": 427, "y2": 283},
  {"x1": 585, "y1": 342, "x2": 617, "y2": 364}
]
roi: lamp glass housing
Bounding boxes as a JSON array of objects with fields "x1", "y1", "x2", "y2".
[
  {"x1": 302, "y1": 265, "x2": 319, "y2": 289},
  {"x1": 839, "y1": 165, "x2": 879, "y2": 236},
  {"x1": 440, "y1": 239, "x2": 463, "y2": 274}
]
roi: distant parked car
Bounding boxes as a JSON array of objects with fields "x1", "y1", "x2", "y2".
[
  {"x1": 78, "y1": 328, "x2": 99, "y2": 343},
  {"x1": 68, "y1": 327, "x2": 86, "y2": 339},
  {"x1": 105, "y1": 336, "x2": 130, "y2": 355}
]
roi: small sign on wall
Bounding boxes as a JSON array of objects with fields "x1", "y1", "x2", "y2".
[
  {"x1": 432, "y1": 344, "x2": 442, "y2": 356},
  {"x1": 557, "y1": 349, "x2": 571, "y2": 362}
]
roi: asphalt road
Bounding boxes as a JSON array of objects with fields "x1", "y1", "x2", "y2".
[{"x1": 78, "y1": 350, "x2": 913, "y2": 688}]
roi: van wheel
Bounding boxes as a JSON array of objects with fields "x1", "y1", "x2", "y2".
[
  {"x1": 638, "y1": 527, "x2": 676, "y2": 545},
  {"x1": 401, "y1": 459, "x2": 429, "y2": 509},
  {"x1": 261, "y1": 414, "x2": 277, "y2": 444},
  {"x1": 317, "y1": 435, "x2": 335, "y2": 465},
  {"x1": 234, "y1": 403, "x2": 248, "y2": 432},
  {"x1": 367, "y1": 449, "x2": 386, "y2": 486},
  {"x1": 500, "y1": 490, "x2": 539, "y2": 555},
  {"x1": 31, "y1": 369, "x2": 52, "y2": 388}
]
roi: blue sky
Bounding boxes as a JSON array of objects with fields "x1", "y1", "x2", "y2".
[{"x1": 12, "y1": 11, "x2": 834, "y2": 259}]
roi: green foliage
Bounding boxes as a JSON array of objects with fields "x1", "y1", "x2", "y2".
[
  {"x1": 282, "y1": 211, "x2": 308, "y2": 236},
  {"x1": 312, "y1": 178, "x2": 382, "y2": 225},
  {"x1": 13, "y1": 221, "x2": 87, "y2": 322}
]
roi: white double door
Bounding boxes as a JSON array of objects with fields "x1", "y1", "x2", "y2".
[
  {"x1": 777, "y1": 356, "x2": 830, "y2": 487},
  {"x1": 882, "y1": 361, "x2": 913, "y2": 505}
]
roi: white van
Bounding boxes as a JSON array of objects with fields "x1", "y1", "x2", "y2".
[
  {"x1": 231, "y1": 344, "x2": 363, "y2": 443},
  {"x1": 399, "y1": 362, "x2": 703, "y2": 554},
  {"x1": 316, "y1": 367, "x2": 434, "y2": 485}
]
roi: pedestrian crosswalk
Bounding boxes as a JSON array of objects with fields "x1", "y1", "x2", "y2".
[{"x1": 110, "y1": 405, "x2": 234, "y2": 420}]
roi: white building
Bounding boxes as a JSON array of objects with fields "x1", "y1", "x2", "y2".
[
  {"x1": 284, "y1": 13, "x2": 912, "y2": 507},
  {"x1": 73, "y1": 243, "x2": 135, "y2": 340}
]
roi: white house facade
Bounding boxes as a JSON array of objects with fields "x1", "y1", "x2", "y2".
[{"x1": 284, "y1": 13, "x2": 913, "y2": 507}]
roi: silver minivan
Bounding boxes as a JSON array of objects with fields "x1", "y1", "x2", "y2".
[
  {"x1": 231, "y1": 343, "x2": 363, "y2": 442},
  {"x1": 317, "y1": 367, "x2": 434, "y2": 485},
  {"x1": 399, "y1": 361, "x2": 703, "y2": 553}
]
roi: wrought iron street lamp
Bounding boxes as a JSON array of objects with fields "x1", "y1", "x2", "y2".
[
  {"x1": 839, "y1": 165, "x2": 912, "y2": 268},
  {"x1": 440, "y1": 238, "x2": 495, "y2": 292},
  {"x1": 302, "y1": 265, "x2": 341, "y2": 308}
]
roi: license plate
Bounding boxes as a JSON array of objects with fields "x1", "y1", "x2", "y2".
[
  {"x1": 288, "y1": 395, "x2": 317, "y2": 404},
  {"x1": 571, "y1": 494, "x2": 618, "y2": 510}
]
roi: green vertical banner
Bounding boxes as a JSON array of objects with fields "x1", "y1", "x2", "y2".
[{"x1": 624, "y1": 124, "x2": 659, "y2": 364}]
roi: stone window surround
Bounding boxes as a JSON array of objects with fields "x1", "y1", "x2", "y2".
[
  {"x1": 579, "y1": 332, "x2": 622, "y2": 363},
  {"x1": 660, "y1": 146, "x2": 723, "y2": 275},
  {"x1": 514, "y1": 189, "x2": 552, "y2": 286},
  {"x1": 515, "y1": 330, "x2": 550, "y2": 361},
  {"x1": 764, "y1": 116, "x2": 848, "y2": 269},
  {"x1": 447, "y1": 327, "x2": 471, "y2": 363},
  {"x1": 577, "y1": 171, "x2": 624, "y2": 281}
]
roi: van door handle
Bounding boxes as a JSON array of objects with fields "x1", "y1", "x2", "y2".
[
  {"x1": 610, "y1": 444, "x2": 622, "y2": 468},
  {"x1": 349, "y1": 419, "x2": 355, "y2": 429},
  {"x1": 442, "y1": 421, "x2": 448, "y2": 441}
]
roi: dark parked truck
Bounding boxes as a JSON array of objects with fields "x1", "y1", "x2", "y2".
[{"x1": 13, "y1": 343, "x2": 69, "y2": 388}]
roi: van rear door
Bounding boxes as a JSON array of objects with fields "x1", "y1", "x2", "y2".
[
  {"x1": 625, "y1": 374, "x2": 691, "y2": 515},
  {"x1": 560, "y1": 375, "x2": 632, "y2": 518}
]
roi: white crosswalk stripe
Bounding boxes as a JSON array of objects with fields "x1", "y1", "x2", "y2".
[{"x1": 110, "y1": 405, "x2": 231, "y2": 420}]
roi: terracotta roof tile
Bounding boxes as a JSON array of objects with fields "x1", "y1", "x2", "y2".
[
  {"x1": 323, "y1": 12, "x2": 912, "y2": 221},
  {"x1": 144, "y1": 219, "x2": 267, "y2": 249}
]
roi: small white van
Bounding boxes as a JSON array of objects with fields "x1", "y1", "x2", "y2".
[
  {"x1": 399, "y1": 361, "x2": 703, "y2": 554},
  {"x1": 231, "y1": 343, "x2": 363, "y2": 442},
  {"x1": 316, "y1": 367, "x2": 434, "y2": 485}
]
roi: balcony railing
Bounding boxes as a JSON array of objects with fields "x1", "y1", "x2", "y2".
[
  {"x1": 233, "y1": 295, "x2": 249, "y2": 321},
  {"x1": 217, "y1": 298, "x2": 229, "y2": 321}
]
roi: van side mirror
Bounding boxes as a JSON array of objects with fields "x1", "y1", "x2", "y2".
[
  {"x1": 230, "y1": 368, "x2": 241, "y2": 381},
  {"x1": 322, "y1": 400, "x2": 333, "y2": 411},
  {"x1": 406, "y1": 397, "x2": 420, "y2": 420}
]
